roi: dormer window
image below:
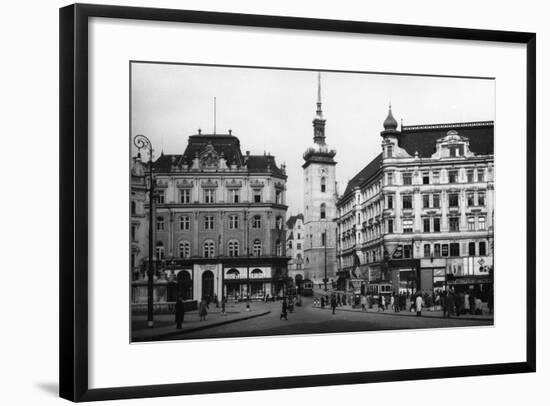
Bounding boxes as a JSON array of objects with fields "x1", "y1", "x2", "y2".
[{"x1": 386, "y1": 145, "x2": 393, "y2": 158}]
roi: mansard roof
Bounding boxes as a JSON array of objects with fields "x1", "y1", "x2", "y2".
[
  {"x1": 399, "y1": 121, "x2": 494, "y2": 158},
  {"x1": 152, "y1": 132, "x2": 284, "y2": 175},
  {"x1": 342, "y1": 153, "x2": 383, "y2": 198},
  {"x1": 286, "y1": 213, "x2": 304, "y2": 229}
]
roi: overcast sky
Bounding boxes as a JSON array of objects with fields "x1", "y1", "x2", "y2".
[{"x1": 131, "y1": 62, "x2": 494, "y2": 217}]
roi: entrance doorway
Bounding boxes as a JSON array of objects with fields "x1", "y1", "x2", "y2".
[
  {"x1": 176, "y1": 270, "x2": 193, "y2": 300},
  {"x1": 202, "y1": 270, "x2": 214, "y2": 300}
]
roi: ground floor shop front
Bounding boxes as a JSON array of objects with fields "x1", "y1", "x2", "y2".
[{"x1": 132, "y1": 257, "x2": 289, "y2": 303}]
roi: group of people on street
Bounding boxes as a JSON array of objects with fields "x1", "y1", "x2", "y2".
[{"x1": 312, "y1": 287, "x2": 493, "y2": 318}]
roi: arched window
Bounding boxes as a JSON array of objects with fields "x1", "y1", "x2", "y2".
[
  {"x1": 276, "y1": 216, "x2": 283, "y2": 230},
  {"x1": 227, "y1": 269, "x2": 240, "y2": 279},
  {"x1": 321, "y1": 177, "x2": 326, "y2": 193},
  {"x1": 203, "y1": 240, "x2": 215, "y2": 258},
  {"x1": 178, "y1": 241, "x2": 190, "y2": 258},
  {"x1": 320, "y1": 203, "x2": 326, "y2": 219},
  {"x1": 251, "y1": 269, "x2": 263, "y2": 279},
  {"x1": 275, "y1": 239, "x2": 282, "y2": 256},
  {"x1": 228, "y1": 240, "x2": 240, "y2": 257},
  {"x1": 155, "y1": 241, "x2": 165, "y2": 260},
  {"x1": 253, "y1": 239, "x2": 262, "y2": 257}
]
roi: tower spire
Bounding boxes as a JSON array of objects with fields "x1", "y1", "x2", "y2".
[
  {"x1": 316, "y1": 72, "x2": 323, "y2": 119},
  {"x1": 312, "y1": 72, "x2": 326, "y2": 144}
]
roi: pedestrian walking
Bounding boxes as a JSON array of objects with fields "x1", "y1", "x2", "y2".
[
  {"x1": 390, "y1": 294, "x2": 395, "y2": 311},
  {"x1": 415, "y1": 294, "x2": 423, "y2": 316},
  {"x1": 175, "y1": 296, "x2": 185, "y2": 329},
  {"x1": 331, "y1": 295, "x2": 337, "y2": 315},
  {"x1": 455, "y1": 292, "x2": 463, "y2": 317},
  {"x1": 221, "y1": 296, "x2": 227, "y2": 316},
  {"x1": 361, "y1": 294, "x2": 367, "y2": 311},
  {"x1": 280, "y1": 298, "x2": 288, "y2": 320},
  {"x1": 464, "y1": 291, "x2": 470, "y2": 315},
  {"x1": 469, "y1": 292, "x2": 476, "y2": 315},
  {"x1": 378, "y1": 295, "x2": 385, "y2": 312},
  {"x1": 199, "y1": 298, "x2": 208, "y2": 321}
]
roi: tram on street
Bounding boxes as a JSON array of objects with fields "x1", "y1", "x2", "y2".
[{"x1": 365, "y1": 282, "x2": 393, "y2": 299}]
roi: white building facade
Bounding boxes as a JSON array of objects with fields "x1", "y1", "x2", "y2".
[{"x1": 337, "y1": 106, "x2": 494, "y2": 297}]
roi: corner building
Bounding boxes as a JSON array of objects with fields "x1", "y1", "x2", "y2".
[
  {"x1": 141, "y1": 130, "x2": 289, "y2": 302},
  {"x1": 336, "y1": 106, "x2": 494, "y2": 296}
]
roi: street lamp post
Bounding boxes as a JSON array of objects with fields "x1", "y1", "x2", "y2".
[
  {"x1": 323, "y1": 228, "x2": 328, "y2": 292},
  {"x1": 134, "y1": 134, "x2": 155, "y2": 328}
]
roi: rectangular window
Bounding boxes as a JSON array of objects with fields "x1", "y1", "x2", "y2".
[
  {"x1": 424, "y1": 244, "x2": 431, "y2": 257},
  {"x1": 321, "y1": 232, "x2": 326, "y2": 246},
  {"x1": 230, "y1": 189, "x2": 240, "y2": 203},
  {"x1": 387, "y1": 172, "x2": 393, "y2": 185},
  {"x1": 449, "y1": 193, "x2": 459, "y2": 207},
  {"x1": 478, "y1": 216, "x2": 486, "y2": 230},
  {"x1": 297, "y1": 243, "x2": 302, "y2": 250},
  {"x1": 433, "y1": 194, "x2": 440, "y2": 208},
  {"x1": 467, "y1": 192, "x2": 475, "y2": 206},
  {"x1": 229, "y1": 215, "x2": 239, "y2": 229},
  {"x1": 449, "y1": 217, "x2": 460, "y2": 232},
  {"x1": 403, "y1": 244, "x2": 412, "y2": 259},
  {"x1": 423, "y1": 194, "x2": 430, "y2": 208},
  {"x1": 252, "y1": 215, "x2": 261, "y2": 228},
  {"x1": 433, "y1": 172, "x2": 440, "y2": 184},
  {"x1": 204, "y1": 215, "x2": 214, "y2": 230},
  {"x1": 479, "y1": 241, "x2": 487, "y2": 256},
  {"x1": 403, "y1": 219, "x2": 413, "y2": 233},
  {"x1": 469, "y1": 242, "x2": 476, "y2": 256},
  {"x1": 442, "y1": 244, "x2": 449, "y2": 257},
  {"x1": 179, "y1": 189, "x2": 191, "y2": 204},
  {"x1": 204, "y1": 189, "x2": 215, "y2": 204},
  {"x1": 402, "y1": 195, "x2": 412, "y2": 209},
  {"x1": 253, "y1": 190, "x2": 262, "y2": 203},
  {"x1": 434, "y1": 243, "x2": 441, "y2": 257},
  {"x1": 403, "y1": 172, "x2": 412, "y2": 185},
  {"x1": 468, "y1": 217, "x2": 475, "y2": 231},
  {"x1": 467, "y1": 169, "x2": 474, "y2": 183},
  {"x1": 422, "y1": 172, "x2": 430, "y2": 185},
  {"x1": 387, "y1": 219, "x2": 394, "y2": 234},
  {"x1": 450, "y1": 243, "x2": 460, "y2": 257},
  {"x1": 156, "y1": 191, "x2": 165, "y2": 204},
  {"x1": 179, "y1": 216, "x2": 190, "y2": 230},
  {"x1": 477, "y1": 169, "x2": 485, "y2": 182},
  {"x1": 433, "y1": 217, "x2": 441, "y2": 232},
  {"x1": 448, "y1": 170, "x2": 458, "y2": 184},
  {"x1": 478, "y1": 192, "x2": 485, "y2": 206},
  {"x1": 156, "y1": 216, "x2": 165, "y2": 231},
  {"x1": 275, "y1": 190, "x2": 282, "y2": 204},
  {"x1": 423, "y1": 218, "x2": 430, "y2": 233},
  {"x1": 387, "y1": 195, "x2": 394, "y2": 209},
  {"x1": 131, "y1": 225, "x2": 136, "y2": 241}
]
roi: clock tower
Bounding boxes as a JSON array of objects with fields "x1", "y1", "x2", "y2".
[{"x1": 302, "y1": 73, "x2": 338, "y2": 286}]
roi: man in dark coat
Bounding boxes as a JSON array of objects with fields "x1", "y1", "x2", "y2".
[
  {"x1": 280, "y1": 298, "x2": 288, "y2": 320},
  {"x1": 331, "y1": 295, "x2": 337, "y2": 315},
  {"x1": 175, "y1": 296, "x2": 185, "y2": 329}
]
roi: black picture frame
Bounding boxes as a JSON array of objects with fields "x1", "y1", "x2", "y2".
[{"x1": 59, "y1": 3, "x2": 536, "y2": 402}]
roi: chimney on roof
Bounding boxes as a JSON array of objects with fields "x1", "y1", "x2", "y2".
[{"x1": 198, "y1": 128, "x2": 202, "y2": 135}]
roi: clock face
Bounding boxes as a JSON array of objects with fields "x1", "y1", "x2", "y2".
[{"x1": 319, "y1": 167, "x2": 327, "y2": 175}]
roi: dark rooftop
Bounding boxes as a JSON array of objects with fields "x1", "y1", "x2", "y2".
[
  {"x1": 399, "y1": 121, "x2": 494, "y2": 158},
  {"x1": 342, "y1": 153, "x2": 383, "y2": 198},
  {"x1": 286, "y1": 214, "x2": 304, "y2": 229}
]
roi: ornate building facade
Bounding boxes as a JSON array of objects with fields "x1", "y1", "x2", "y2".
[
  {"x1": 303, "y1": 74, "x2": 338, "y2": 286},
  {"x1": 133, "y1": 130, "x2": 289, "y2": 303},
  {"x1": 336, "y1": 106, "x2": 494, "y2": 295},
  {"x1": 286, "y1": 214, "x2": 305, "y2": 286}
]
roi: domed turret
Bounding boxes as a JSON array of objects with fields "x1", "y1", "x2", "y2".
[
  {"x1": 383, "y1": 105, "x2": 398, "y2": 130},
  {"x1": 380, "y1": 104, "x2": 401, "y2": 138}
]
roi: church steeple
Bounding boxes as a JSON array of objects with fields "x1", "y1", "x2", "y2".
[{"x1": 312, "y1": 72, "x2": 326, "y2": 144}]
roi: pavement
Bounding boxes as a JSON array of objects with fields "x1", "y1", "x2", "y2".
[
  {"x1": 137, "y1": 296, "x2": 493, "y2": 341},
  {"x1": 313, "y1": 303, "x2": 493, "y2": 321},
  {"x1": 132, "y1": 300, "x2": 271, "y2": 342}
]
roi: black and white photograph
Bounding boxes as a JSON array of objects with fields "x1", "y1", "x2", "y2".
[{"x1": 130, "y1": 62, "x2": 495, "y2": 342}]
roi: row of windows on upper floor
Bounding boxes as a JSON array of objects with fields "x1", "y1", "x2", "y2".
[
  {"x1": 133, "y1": 213, "x2": 285, "y2": 234},
  {"x1": 338, "y1": 191, "x2": 487, "y2": 231},
  {"x1": 143, "y1": 188, "x2": 284, "y2": 205},
  {"x1": 385, "y1": 167, "x2": 487, "y2": 187},
  {"x1": 339, "y1": 215, "x2": 488, "y2": 242},
  {"x1": 153, "y1": 238, "x2": 284, "y2": 260}
]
